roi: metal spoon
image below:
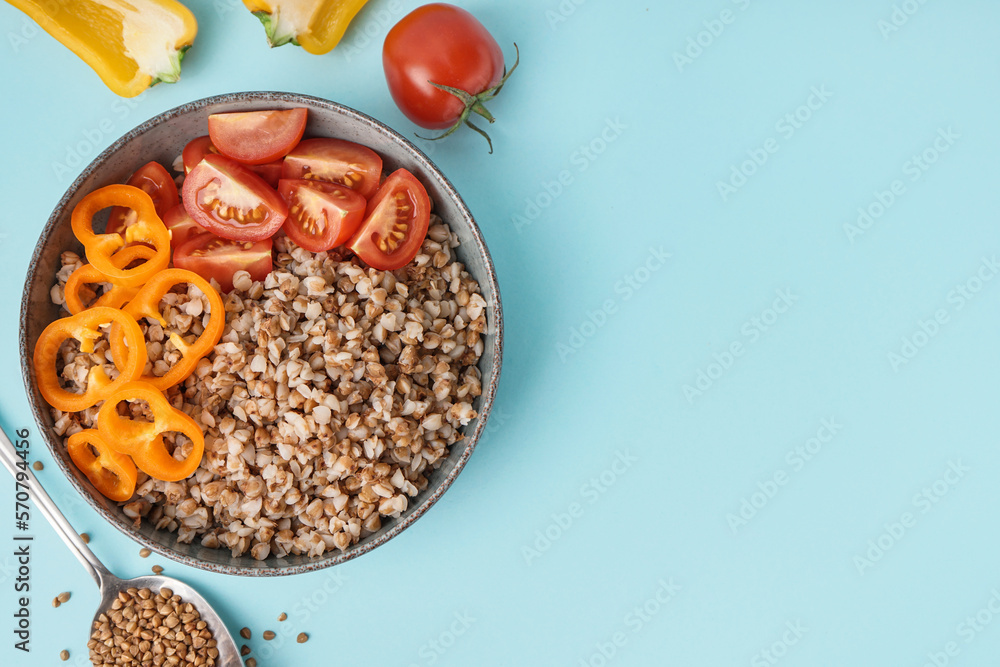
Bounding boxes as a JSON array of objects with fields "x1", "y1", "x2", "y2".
[{"x1": 0, "y1": 425, "x2": 240, "y2": 666}]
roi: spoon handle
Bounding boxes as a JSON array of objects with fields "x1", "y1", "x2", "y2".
[{"x1": 0, "y1": 422, "x2": 111, "y2": 588}]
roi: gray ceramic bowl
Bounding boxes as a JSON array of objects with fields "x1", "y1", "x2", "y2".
[{"x1": 20, "y1": 92, "x2": 503, "y2": 576}]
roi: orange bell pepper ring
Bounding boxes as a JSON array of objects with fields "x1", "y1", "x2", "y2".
[
  {"x1": 32, "y1": 306, "x2": 148, "y2": 413},
  {"x1": 67, "y1": 429, "x2": 137, "y2": 502},
  {"x1": 71, "y1": 184, "x2": 170, "y2": 288},
  {"x1": 63, "y1": 245, "x2": 156, "y2": 315},
  {"x1": 97, "y1": 381, "x2": 205, "y2": 482},
  {"x1": 109, "y1": 268, "x2": 225, "y2": 391}
]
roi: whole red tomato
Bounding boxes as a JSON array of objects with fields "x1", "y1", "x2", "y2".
[{"x1": 383, "y1": 3, "x2": 518, "y2": 152}]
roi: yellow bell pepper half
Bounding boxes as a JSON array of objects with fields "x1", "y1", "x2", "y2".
[
  {"x1": 6, "y1": 0, "x2": 198, "y2": 98},
  {"x1": 243, "y1": 0, "x2": 369, "y2": 55}
]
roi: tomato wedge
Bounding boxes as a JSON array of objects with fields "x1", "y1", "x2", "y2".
[
  {"x1": 162, "y1": 205, "x2": 205, "y2": 249},
  {"x1": 208, "y1": 108, "x2": 308, "y2": 165},
  {"x1": 106, "y1": 161, "x2": 178, "y2": 235},
  {"x1": 282, "y1": 138, "x2": 383, "y2": 199},
  {"x1": 182, "y1": 154, "x2": 288, "y2": 242},
  {"x1": 182, "y1": 135, "x2": 218, "y2": 174},
  {"x1": 183, "y1": 135, "x2": 282, "y2": 185},
  {"x1": 277, "y1": 179, "x2": 366, "y2": 253},
  {"x1": 347, "y1": 169, "x2": 430, "y2": 271},
  {"x1": 173, "y1": 232, "x2": 273, "y2": 293},
  {"x1": 250, "y1": 159, "x2": 284, "y2": 188}
]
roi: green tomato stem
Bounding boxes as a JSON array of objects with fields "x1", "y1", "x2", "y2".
[{"x1": 420, "y1": 43, "x2": 520, "y2": 154}]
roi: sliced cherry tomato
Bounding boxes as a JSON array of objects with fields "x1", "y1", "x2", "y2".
[
  {"x1": 347, "y1": 169, "x2": 430, "y2": 271},
  {"x1": 249, "y1": 159, "x2": 284, "y2": 188},
  {"x1": 173, "y1": 232, "x2": 273, "y2": 293},
  {"x1": 182, "y1": 135, "x2": 218, "y2": 174},
  {"x1": 182, "y1": 153, "x2": 288, "y2": 242},
  {"x1": 106, "y1": 161, "x2": 179, "y2": 235},
  {"x1": 282, "y1": 138, "x2": 383, "y2": 199},
  {"x1": 162, "y1": 204, "x2": 205, "y2": 249},
  {"x1": 182, "y1": 135, "x2": 282, "y2": 185},
  {"x1": 208, "y1": 108, "x2": 308, "y2": 165},
  {"x1": 277, "y1": 179, "x2": 366, "y2": 253}
]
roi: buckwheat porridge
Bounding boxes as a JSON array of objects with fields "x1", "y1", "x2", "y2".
[{"x1": 48, "y1": 223, "x2": 487, "y2": 559}]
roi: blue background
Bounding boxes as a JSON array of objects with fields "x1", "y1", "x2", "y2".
[{"x1": 2, "y1": 1, "x2": 1000, "y2": 665}]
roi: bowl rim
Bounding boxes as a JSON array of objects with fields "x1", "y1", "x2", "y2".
[{"x1": 19, "y1": 91, "x2": 504, "y2": 576}]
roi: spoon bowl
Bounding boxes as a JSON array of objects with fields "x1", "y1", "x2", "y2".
[
  {"x1": 88, "y1": 572, "x2": 240, "y2": 667},
  {"x1": 0, "y1": 425, "x2": 241, "y2": 666}
]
